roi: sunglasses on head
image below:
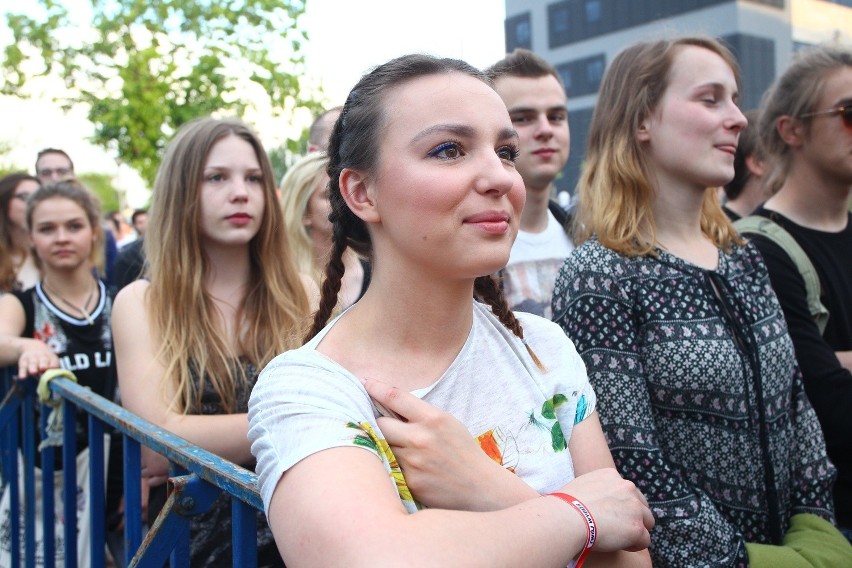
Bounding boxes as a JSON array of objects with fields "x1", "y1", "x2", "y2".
[{"x1": 799, "y1": 103, "x2": 852, "y2": 128}]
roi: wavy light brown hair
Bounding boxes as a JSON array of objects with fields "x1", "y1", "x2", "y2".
[
  {"x1": 146, "y1": 117, "x2": 311, "y2": 413},
  {"x1": 575, "y1": 36, "x2": 744, "y2": 256},
  {"x1": 26, "y1": 179, "x2": 104, "y2": 272}
]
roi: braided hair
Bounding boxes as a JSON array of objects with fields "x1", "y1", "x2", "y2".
[{"x1": 304, "y1": 54, "x2": 543, "y2": 369}]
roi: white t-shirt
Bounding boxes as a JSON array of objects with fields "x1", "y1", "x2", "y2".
[
  {"x1": 248, "y1": 301, "x2": 596, "y2": 514},
  {"x1": 503, "y1": 210, "x2": 574, "y2": 320}
]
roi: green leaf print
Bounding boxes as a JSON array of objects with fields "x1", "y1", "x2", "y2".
[
  {"x1": 347, "y1": 421, "x2": 379, "y2": 452},
  {"x1": 352, "y1": 434, "x2": 378, "y2": 452},
  {"x1": 541, "y1": 393, "x2": 568, "y2": 419},
  {"x1": 551, "y1": 422, "x2": 567, "y2": 452}
]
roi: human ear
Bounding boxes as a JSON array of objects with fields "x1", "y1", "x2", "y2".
[
  {"x1": 745, "y1": 154, "x2": 765, "y2": 177},
  {"x1": 776, "y1": 115, "x2": 805, "y2": 148},
  {"x1": 302, "y1": 204, "x2": 312, "y2": 228},
  {"x1": 636, "y1": 118, "x2": 651, "y2": 142},
  {"x1": 339, "y1": 169, "x2": 380, "y2": 224}
]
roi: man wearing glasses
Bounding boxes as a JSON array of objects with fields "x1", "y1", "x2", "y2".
[
  {"x1": 34, "y1": 148, "x2": 75, "y2": 184},
  {"x1": 747, "y1": 45, "x2": 852, "y2": 541}
]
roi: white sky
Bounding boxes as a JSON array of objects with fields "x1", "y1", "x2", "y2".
[
  {"x1": 0, "y1": 1, "x2": 506, "y2": 206},
  {"x1": 303, "y1": 0, "x2": 506, "y2": 105}
]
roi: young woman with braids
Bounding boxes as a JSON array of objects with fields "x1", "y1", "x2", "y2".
[
  {"x1": 111, "y1": 117, "x2": 316, "y2": 566},
  {"x1": 248, "y1": 54, "x2": 653, "y2": 567}
]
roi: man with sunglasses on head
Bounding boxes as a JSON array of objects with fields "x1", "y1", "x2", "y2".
[{"x1": 744, "y1": 45, "x2": 852, "y2": 541}]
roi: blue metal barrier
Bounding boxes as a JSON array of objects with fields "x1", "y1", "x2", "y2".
[{"x1": 1, "y1": 369, "x2": 264, "y2": 567}]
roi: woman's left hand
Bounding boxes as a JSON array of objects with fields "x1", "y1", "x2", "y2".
[
  {"x1": 362, "y1": 377, "x2": 538, "y2": 511},
  {"x1": 140, "y1": 448, "x2": 170, "y2": 486}
]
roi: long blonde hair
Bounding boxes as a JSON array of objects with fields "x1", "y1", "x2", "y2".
[
  {"x1": 146, "y1": 117, "x2": 311, "y2": 413},
  {"x1": 575, "y1": 36, "x2": 744, "y2": 256},
  {"x1": 279, "y1": 152, "x2": 329, "y2": 284}
]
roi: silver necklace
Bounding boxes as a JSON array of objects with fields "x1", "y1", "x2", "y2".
[{"x1": 43, "y1": 280, "x2": 98, "y2": 324}]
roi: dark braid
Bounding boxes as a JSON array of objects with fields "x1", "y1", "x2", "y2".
[
  {"x1": 304, "y1": 222, "x2": 348, "y2": 342},
  {"x1": 303, "y1": 94, "x2": 371, "y2": 342},
  {"x1": 474, "y1": 276, "x2": 545, "y2": 370}
]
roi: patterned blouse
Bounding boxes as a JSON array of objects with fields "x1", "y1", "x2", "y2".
[{"x1": 552, "y1": 238, "x2": 836, "y2": 567}]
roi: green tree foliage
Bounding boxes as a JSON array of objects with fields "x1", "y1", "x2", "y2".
[
  {"x1": 2, "y1": 0, "x2": 322, "y2": 185},
  {"x1": 78, "y1": 172, "x2": 120, "y2": 213},
  {"x1": 0, "y1": 140, "x2": 14, "y2": 175},
  {"x1": 267, "y1": 126, "x2": 309, "y2": 186}
]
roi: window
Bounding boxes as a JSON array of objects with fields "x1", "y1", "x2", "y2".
[
  {"x1": 548, "y1": 1, "x2": 572, "y2": 48},
  {"x1": 585, "y1": 0, "x2": 602, "y2": 22},
  {"x1": 556, "y1": 54, "x2": 606, "y2": 97},
  {"x1": 586, "y1": 59, "x2": 604, "y2": 85},
  {"x1": 516, "y1": 21, "x2": 531, "y2": 45},
  {"x1": 559, "y1": 68, "x2": 573, "y2": 90},
  {"x1": 505, "y1": 12, "x2": 532, "y2": 51},
  {"x1": 553, "y1": 6, "x2": 570, "y2": 33}
]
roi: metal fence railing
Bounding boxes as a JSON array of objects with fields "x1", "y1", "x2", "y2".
[{"x1": 1, "y1": 367, "x2": 264, "y2": 567}]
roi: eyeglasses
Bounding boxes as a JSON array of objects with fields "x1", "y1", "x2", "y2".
[
  {"x1": 13, "y1": 192, "x2": 32, "y2": 201},
  {"x1": 36, "y1": 167, "x2": 73, "y2": 179},
  {"x1": 799, "y1": 104, "x2": 852, "y2": 129}
]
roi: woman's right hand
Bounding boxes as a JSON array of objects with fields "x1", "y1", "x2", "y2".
[
  {"x1": 556, "y1": 468, "x2": 654, "y2": 553},
  {"x1": 16, "y1": 338, "x2": 60, "y2": 379},
  {"x1": 363, "y1": 377, "x2": 540, "y2": 511}
]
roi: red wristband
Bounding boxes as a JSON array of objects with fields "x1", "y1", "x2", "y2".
[{"x1": 549, "y1": 492, "x2": 596, "y2": 568}]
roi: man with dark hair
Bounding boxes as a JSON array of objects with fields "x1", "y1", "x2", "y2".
[
  {"x1": 130, "y1": 209, "x2": 148, "y2": 237},
  {"x1": 307, "y1": 106, "x2": 342, "y2": 153},
  {"x1": 35, "y1": 148, "x2": 75, "y2": 184},
  {"x1": 115, "y1": 209, "x2": 148, "y2": 289},
  {"x1": 486, "y1": 48, "x2": 573, "y2": 319},
  {"x1": 722, "y1": 109, "x2": 771, "y2": 220}
]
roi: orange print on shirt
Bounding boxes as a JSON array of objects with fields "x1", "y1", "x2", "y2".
[{"x1": 477, "y1": 430, "x2": 516, "y2": 473}]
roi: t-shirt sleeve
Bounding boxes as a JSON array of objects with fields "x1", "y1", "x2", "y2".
[
  {"x1": 247, "y1": 351, "x2": 381, "y2": 514},
  {"x1": 561, "y1": 333, "x2": 597, "y2": 425},
  {"x1": 517, "y1": 312, "x2": 597, "y2": 427}
]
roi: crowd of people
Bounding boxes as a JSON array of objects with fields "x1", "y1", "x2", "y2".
[{"x1": 0, "y1": 34, "x2": 850, "y2": 568}]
